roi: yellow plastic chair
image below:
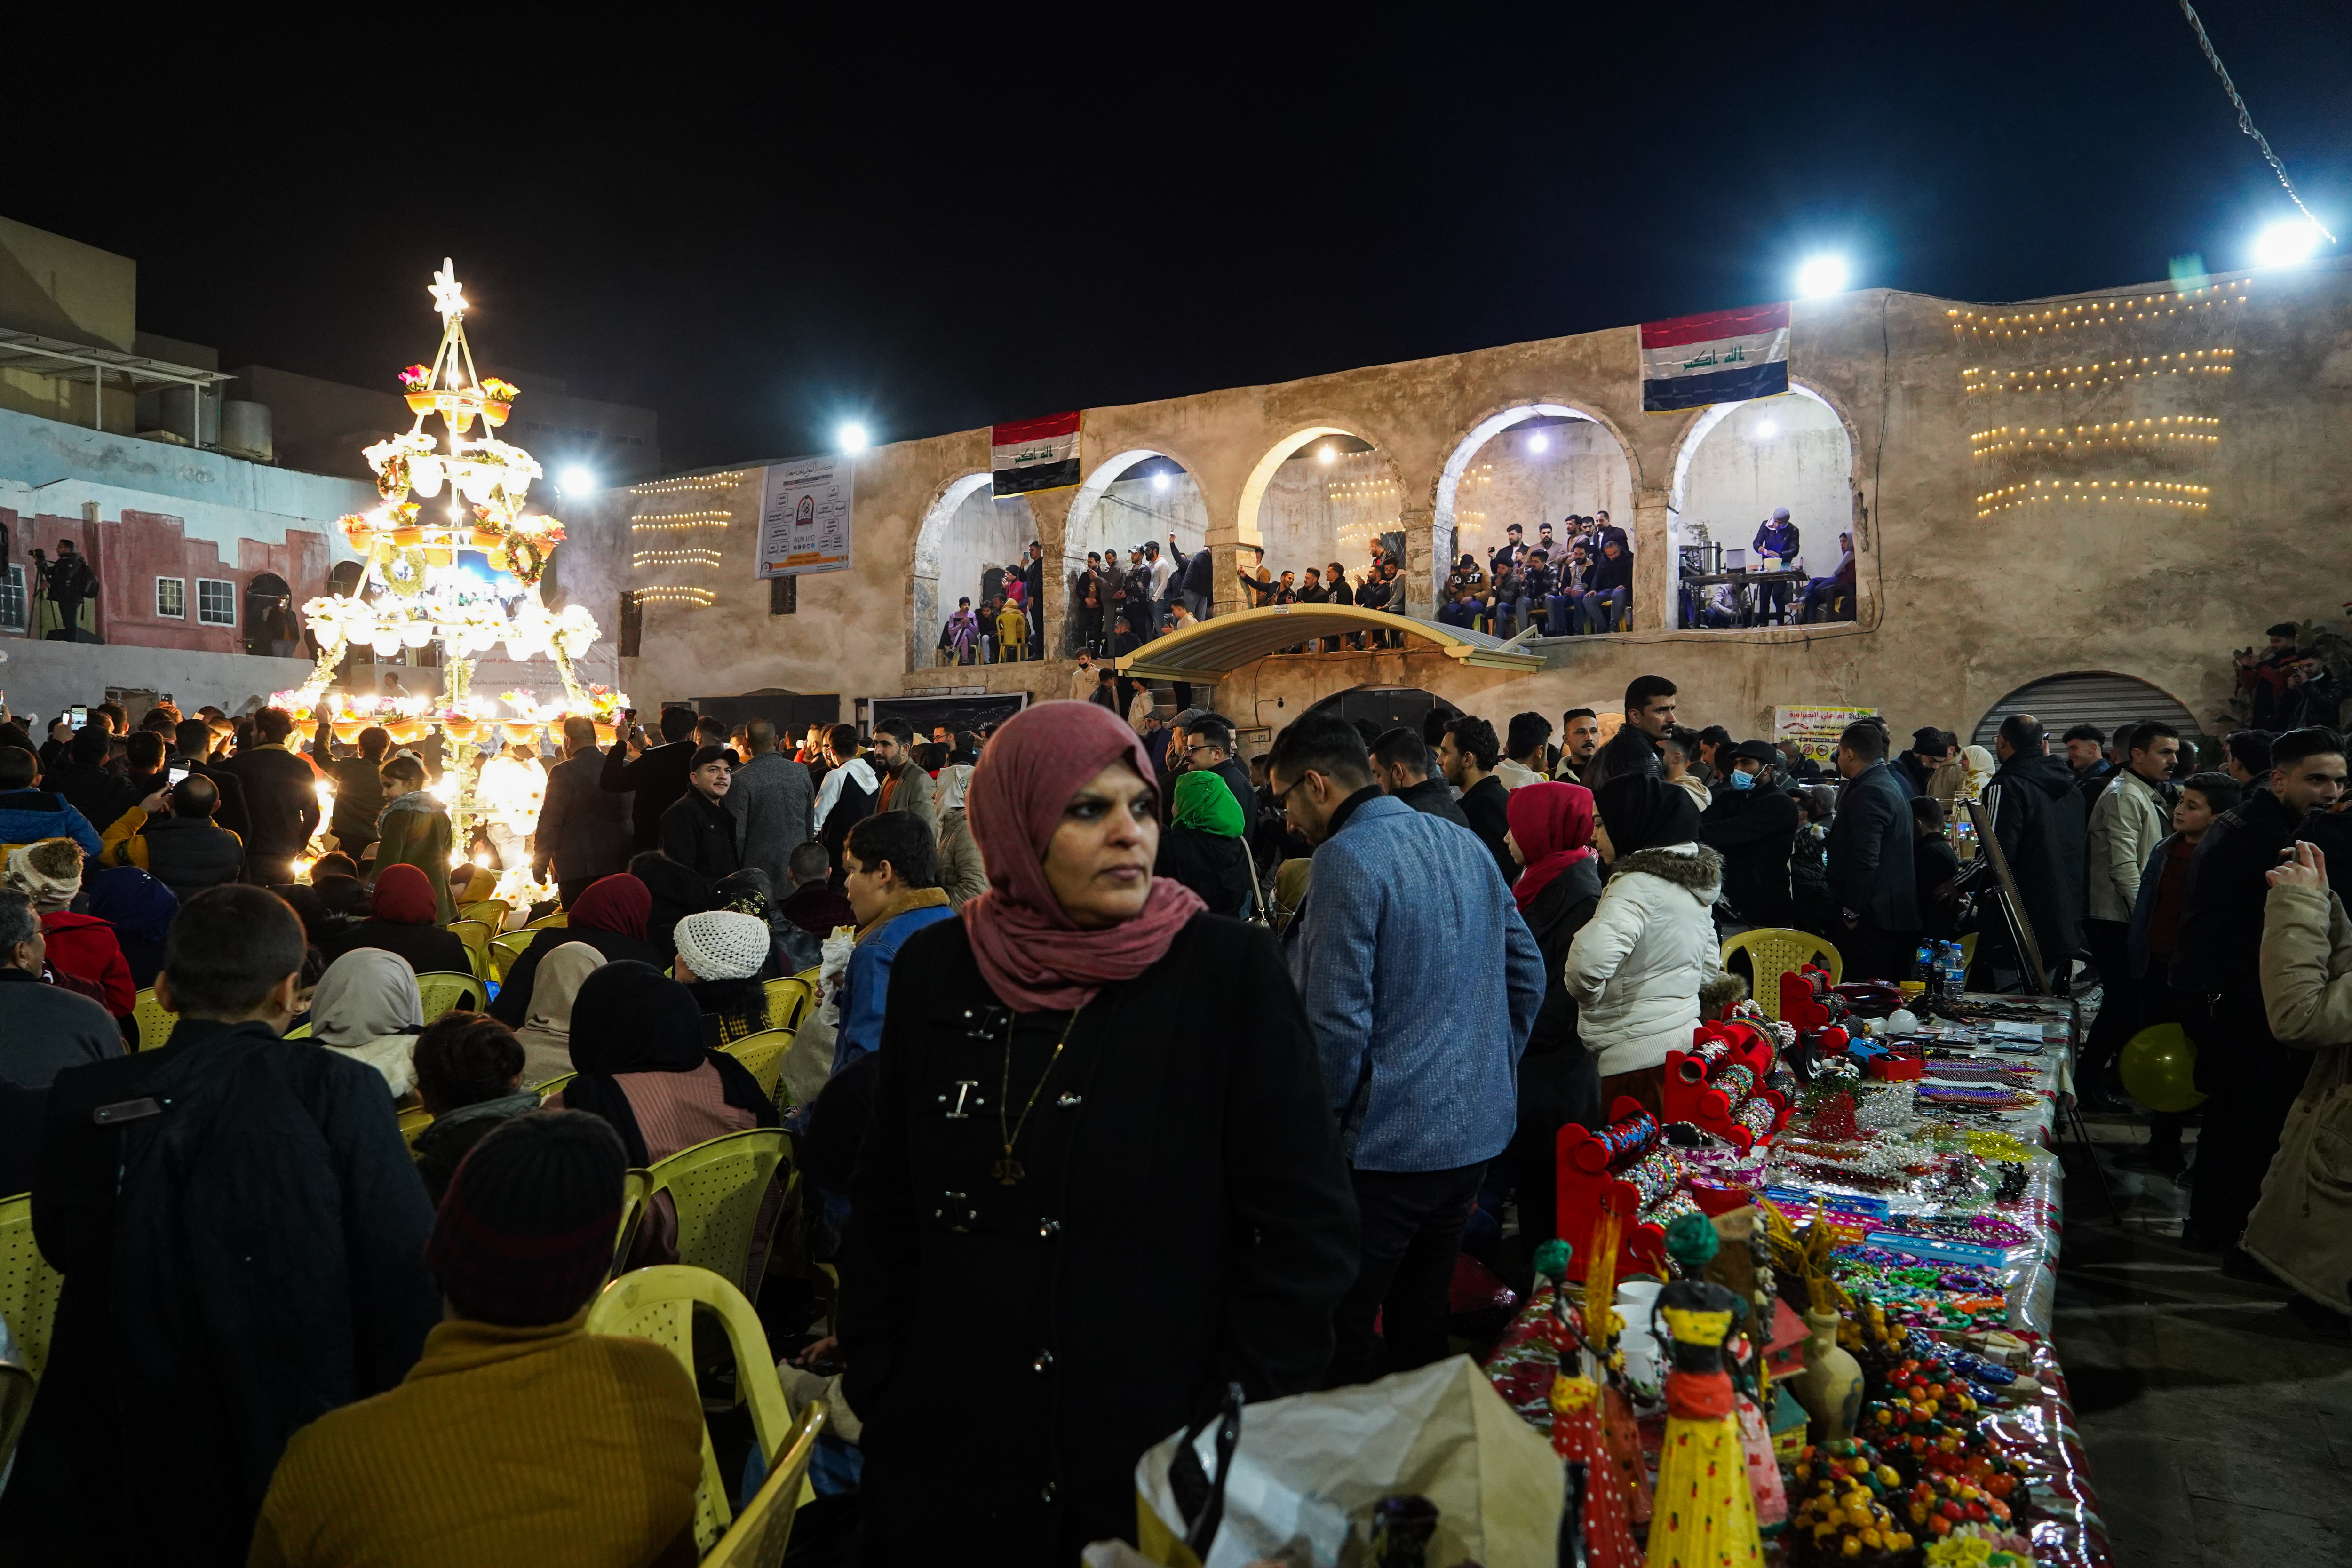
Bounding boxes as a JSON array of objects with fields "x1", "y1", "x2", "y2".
[
  {"x1": 1959, "y1": 932, "x2": 1978, "y2": 978},
  {"x1": 0, "y1": 1194, "x2": 63, "y2": 1379},
  {"x1": 645, "y1": 1129, "x2": 794, "y2": 1303},
  {"x1": 284, "y1": 1023, "x2": 312, "y2": 1039},
  {"x1": 537, "y1": 1071, "x2": 577, "y2": 1104},
  {"x1": 702, "y1": 1398, "x2": 827, "y2": 1568},
  {"x1": 132, "y1": 986, "x2": 176, "y2": 1052},
  {"x1": 722, "y1": 1029, "x2": 796, "y2": 1107},
  {"x1": 525, "y1": 911, "x2": 569, "y2": 931},
  {"x1": 458, "y1": 898, "x2": 510, "y2": 930},
  {"x1": 448, "y1": 920, "x2": 494, "y2": 981},
  {"x1": 487, "y1": 930, "x2": 536, "y2": 982},
  {"x1": 0, "y1": 1359, "x2": 32, "y2": 1479},
  {"x1": 763, "y1": 976, "x2": 814, "y2": 1033},
  {"x1": 612, "y1": 1170, "x2": 650, "y2": 1279},
  {"x1": 397, "y1": 1105, "x2": 434, "y2": 1146},
  {"x1": 793, "y1": 965, "x2": 818, "y2": 985},
  {"x1": 1718, "y1": 928, "x2": 1844, "y2": 1020},
  {"x1": 414, "y1": 971, "x2": 484, "y2": 1022},
  {"x1": 587, "y1": 1265, "x2": 805, "y2": 1553}
]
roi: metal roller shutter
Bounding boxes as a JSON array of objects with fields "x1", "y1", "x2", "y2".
[{"x1": 1970, "y1": 672, "x2": 2205, "y2": 749}]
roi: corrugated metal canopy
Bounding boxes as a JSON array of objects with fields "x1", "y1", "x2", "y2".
[
  {"x1": 1112, "y1": 605, "x2": 1546, "y2": 681},
  {"x1": 1970, "y1": 671, "x2": 2206, "y2": 748}
]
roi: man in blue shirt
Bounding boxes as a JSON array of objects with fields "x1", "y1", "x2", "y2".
[
  {"x1": 1270, "y1": 713, "x2": 1544, "y2": 1385},
  {"x1": 0, "y1": 743, "x2": 102, "y2": 856},
  {"x1": 1752, "y1": 507, "x2": 1801, "y2": 624},
  {"x1": 830, "y1": 812, "x2": 956, "y2": 1076}
]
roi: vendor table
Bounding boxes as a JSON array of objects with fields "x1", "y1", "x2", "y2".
[
  {"x1": 1680, "y1": 568, "x2": 1809, "y2": 627},
  {"x1": 1486, "y1": 990, "x2": 2112, "y2": 1567}
]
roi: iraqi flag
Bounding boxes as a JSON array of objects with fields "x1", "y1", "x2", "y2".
[
  {"x1": 1640, "y1": 302, "x2": 1789, "y2": 412},
  {"x1": 992, "y1": 411, "x2": 1081, "y2": 496}
]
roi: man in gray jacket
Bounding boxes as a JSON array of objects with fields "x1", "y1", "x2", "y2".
[
  {"x1": 723, "y1": 718, "x2": 814, "y2": 897},
  {"x1": 2081, "y1": 721, "x2": 2179, "y2": 1104}
]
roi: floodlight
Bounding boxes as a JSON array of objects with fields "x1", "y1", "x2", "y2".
[
  {"x1": 1527, "y1": 432, "x2": 1550, "y2": 454},
  {"x1": 1795, "y1": 254, "x2": 1850, "y2": 297},
  {"x1": 2252, "y1": 220, "x2": 2322, "y2": 269},
  {"x1": 559, "y1": 466, "x2": 597, "y2": 494},
  {"x1": 1753, "y1": 419, "x2": 1779, "y2": 440},
  {"x1": 837, "y1": 422, "x2": 871, "y2": 454},
  {"x1": 1318, "y1": 445, "x2": 1337, "y2": 465},
  {"x1": 1152, "y1": 471, "x2": 1170, "y2": 492}
]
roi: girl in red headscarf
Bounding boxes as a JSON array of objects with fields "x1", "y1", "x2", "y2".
[
  {"x1": 320, "y1": 863, "x2": 472, "y2": 977},
  {"x1": 1502, "y1": 780, "x2": 1607, "y2": 1270},
  {"x1": 840, "y1": 700, "x2": 1358, "y2": 1565},
  {"x1": 487, "y1": 873, "x2": 664, "y2": 1029}
]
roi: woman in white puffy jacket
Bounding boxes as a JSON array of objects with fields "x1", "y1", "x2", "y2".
[{"x1": 1566, "y1": 775, "x2": 1724, "y2": 1110}]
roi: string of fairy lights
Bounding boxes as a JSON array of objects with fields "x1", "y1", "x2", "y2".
[
  {"x1": 626, "y1": 471, "x2": 746, "y2": 611},
  {"x1": 1957, "y1": 278, "x2": 2245, "y2": 525}
]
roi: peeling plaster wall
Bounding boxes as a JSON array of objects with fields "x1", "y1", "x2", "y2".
[{"x1": 629, "y1": 263, "x2": 2352, "y2": 748}]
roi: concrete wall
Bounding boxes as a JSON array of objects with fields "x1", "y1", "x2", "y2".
[
  {"x1": 1448, "y1": 419, "x2": 1634, "y2": 570},
  {"x1": 0, "y1": 637, "x2": 320, "y2": 730},
  {"x1": 1672, "y1": 390, "x2": 1850, "y2": 574},
  {"x1": 623, "y1": 260, "x2": 2352, "y2": 747}
]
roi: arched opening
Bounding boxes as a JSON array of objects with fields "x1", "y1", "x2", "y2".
[
  {"x1": 1971, "y1": 671, "x2": 2206, "y2": 751},
  {"x1": 1237, "y1": 426, "x2": 1407, "y2": 637},
  {"x1": 908, "y1": 472, "x2": 1037, "y2": 671},
  {"x1": 244, "y1": 571, "x2": 295, "y2": 657},
  {"x1": 1061, "y1": 449, "x2": 1208, "y2": 654},
  {"x1": 1669, "y1": 385, "x2": 1856, "y2": 630},
  {"x1": 1433, "y1": 404, "x2": 1635, "y2": 638},
  {"x1": 1303, "y1": 685, "x2": 1463, "y2": 738}
]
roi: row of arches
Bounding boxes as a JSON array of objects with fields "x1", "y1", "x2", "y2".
[{"x1": 907, "y1": 384, "x2": 1861, "y2": 670}]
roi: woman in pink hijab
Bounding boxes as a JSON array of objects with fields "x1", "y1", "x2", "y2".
[{"x1": 840, "y1": 700, "x2": 1357, "y2": 1565}]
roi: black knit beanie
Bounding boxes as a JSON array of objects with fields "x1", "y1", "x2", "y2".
[{"x1": 426, "y1": 1110, "x2": 626, "y2": 1326}]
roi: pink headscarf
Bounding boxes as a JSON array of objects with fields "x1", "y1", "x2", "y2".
[
  {"x1": 1507, "y1": 781, "x2": 1597, "y2": 912},
  {"x1": 962, "y1": 700, "x2": 1206, "y2": 1011}
]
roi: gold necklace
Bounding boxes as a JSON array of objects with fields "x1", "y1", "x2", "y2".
[{"x1": 994, "y1": 1003, "x2": 1083, "y2": 1186}]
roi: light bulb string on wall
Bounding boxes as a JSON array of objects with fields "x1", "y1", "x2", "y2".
[{"x1": 2176, "y1": 0, "x2": 2335, "y2": 244}]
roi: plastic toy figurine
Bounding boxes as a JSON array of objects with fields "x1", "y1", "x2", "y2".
[
  {"x1": 1645, "y1": 1213, "x2": 1764, "y2": 1568},
  {"x1": 1530, "y1": 1238, "x2": 1641, "y2": 1568}
]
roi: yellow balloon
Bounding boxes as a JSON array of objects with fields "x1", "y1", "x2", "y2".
[{"x1": 2120, "y1": 1023, "x2": 2206, "y2": 1113}]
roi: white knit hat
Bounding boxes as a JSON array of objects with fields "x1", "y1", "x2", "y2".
[
  {"x1": 5, "y1": 838, "x2": 83, "y2": 915},
  {"x1": 674, "y1": 909, "x2": 770, "y2": 982}
]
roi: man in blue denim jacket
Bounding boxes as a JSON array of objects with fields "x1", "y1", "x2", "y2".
[
  {"x1": 829, "y1": 812, "x2": 956, "y2": 1078},
  {"x1": 1270, "y1": 712, "x2": 1544, "y2": 1386}
]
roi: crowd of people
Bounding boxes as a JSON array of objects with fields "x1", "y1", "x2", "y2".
[{"x1": 1, "y1": 637, "x2": 2347, "y2": 1565}]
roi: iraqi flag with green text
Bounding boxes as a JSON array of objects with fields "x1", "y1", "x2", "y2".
[
  {"x1": 992, "y1": 410, "x2": 1082, "y2": 496},
  {"x1": 1640, "y1": 302, "x2": 1789, "y2": 411}
]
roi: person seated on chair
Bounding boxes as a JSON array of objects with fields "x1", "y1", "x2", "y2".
[
  {"x1": 1578, "y1": 537, "x2": 1633, "y2": 634},
  {"x1": 830, "y1": 812, "x2": 956, "y2": 1078},
  {"x1": 308, "y1": 947, "x2": 428, "y2": 1099},
  {"x1": 406, "y1": 1012, "x2": 537, "y2": 1204},
  {"x1": 248, "y1": 1110, "x2": 706, "y2": 1568},
  {"x1": 1801, "y1": 532, "x2": 1856, "y2": 621},
  {"x1": 671, "y1": 908, "x2": 773, "y2": 1048},
  {"x1": 545, "y1": 961, "x2": 780, "y2": 1265},
  {"x1": 322, "y1": 863, "x2": 471, "y2": 976}
]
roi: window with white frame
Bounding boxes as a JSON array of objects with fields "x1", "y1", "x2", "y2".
[
  {"x1": 156, "y1": 576, "x2": 186, "y2": 619},
  {"x1": 197, "y1": 579, "x2": 237, "y2": 626},
  {"x1": 0, "y1": 565, "x2": 24, "y2": 631}
]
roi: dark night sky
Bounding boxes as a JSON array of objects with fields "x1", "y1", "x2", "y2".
[{"x1": 11, "y1": 3, "x2": 2345, "y2": 472}]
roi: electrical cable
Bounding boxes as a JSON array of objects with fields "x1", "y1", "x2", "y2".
[{"x1": 2175, "y1": 1, "x2": 2335, "y2": 243}]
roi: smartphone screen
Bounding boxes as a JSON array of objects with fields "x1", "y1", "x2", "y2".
[
  {"x1": 167, "y1": 765, "x2": 191, "y2": 786},
  {"x1": 71, "y1": 705, "x2": 88, "y2": 726}
]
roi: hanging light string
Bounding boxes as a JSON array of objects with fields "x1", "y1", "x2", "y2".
[{"x1": 2176, "y1": 1, "x2": 2335, "y2": 243}]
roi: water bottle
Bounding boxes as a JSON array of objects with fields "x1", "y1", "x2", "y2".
[
  {"x1": 1944, "y1": 941, "x2": 1967, "y2": 997},
  {"x1": 1915, "y1": 942, "x2": 1939, "y2": 994}
]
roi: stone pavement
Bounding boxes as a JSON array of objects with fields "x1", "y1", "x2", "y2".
[{"x1": 2051, "y1": 1106, "x2": 2352, "y2": 1568}]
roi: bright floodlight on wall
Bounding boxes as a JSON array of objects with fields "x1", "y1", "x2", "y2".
[
  {"x1": 1527, "y1": 431, "x2": 1550, "y2": 453},
  {"x1": 2252, "y1": 219, "x2": 2323, "y2": 269},
  {"x1": 1752, "y1": 419, "x2": 1779, "y2": 440},
  {"x1": 1795, "y1": 254, "x2": 1850, "y2": 297},
  {"x1": 559, "y1": 465, "x2": 597, "y2": 495},
  {"x1": 1152, "y1": 471, "x2": 1170, "y2": 492},
  {"x1": 1318, "y1": 445, "x2": 1337, "y2": 465},
  {"x1": 837, "y1": 421, "x2": 871, "y2": 454}
]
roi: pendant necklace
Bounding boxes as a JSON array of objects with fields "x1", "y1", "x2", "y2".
[{"x1": 994, "y1": 1003, "x2": 1084, "y2": 1186}]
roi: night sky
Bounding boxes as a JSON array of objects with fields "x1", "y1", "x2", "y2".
[{"x1": 12, "y1": 3, "x2": 2344, "y2": 472}]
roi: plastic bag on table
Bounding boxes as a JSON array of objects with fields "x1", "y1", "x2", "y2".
[{"x1": 1131, "y1": 1356, "x2": 1563, "y2": 1568}]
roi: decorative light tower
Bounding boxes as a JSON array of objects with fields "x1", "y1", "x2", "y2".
[{"x1": 278, "y1": 259, "x2": 625, "y2": 866}]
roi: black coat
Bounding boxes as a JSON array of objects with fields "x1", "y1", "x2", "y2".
[
  {"x1": 1985, "y1": 750, "x2": 2088, "y2": 961},
  {"x1": 44, "y1": 759, "x2": 117, "y2": 825},
  {"x1": 1508, "y1": 857, "x2": 1606, "y2": 1174},
  {"x1": 2169, "y1": 785, "x2": 2304, "y2": 1009},
  {"x1": 488, "y1": 923, "x2": 667, "y2": 1026},
  {"x1": 5, "y1": 1019, "x2": 437, "y2": 1564},
  {"x1": 1824, "y1": 760, "x2": 1921, "y2": 932},
  {"x1": 1392, "y1": 774, "x2": 1471, "y2": 830},
  {"x1": 227, "y1": 746, "x2": 322, "y2": 861},
  {"x1": 536, "y1": 750, "x2": 634, "y2": 886},
  {"x1": 842, "y1": 915, "x2": 1358, "y2": 1562},
  {"x1": 136, "y1": 813, "x2": 245, "y2": 903},
  {"x1": 658, "y1": 788, "x2": 741, "y2": 883},
  {"x1": 1913, "y1": 834, "x2": 1962, "y2": 939},
  {"x1": 1155, "y1": 825, "x2": 1254, "y2": 917},
  {"x1": 320, "y1": 918, "x2": 472, "y2": 978},
  {"x1": 1700, "y1": 784, "x2": 1800, "y2": 926},
  {"x1": 1583, "y1": 724, "x2": 1660, "y2": 799},
  {"x1": 325, "y1": 755, "x2": 385, "y2": 846},
  {"x1": 182, "y1": 758, "x2": 251, "y2": 842},
  {"x1": 1458, "y1": 775, "x2": 1516, "y2": 882},
  {"x1": 600, "y1": 739, "x2": 697, "y2": 852}
]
